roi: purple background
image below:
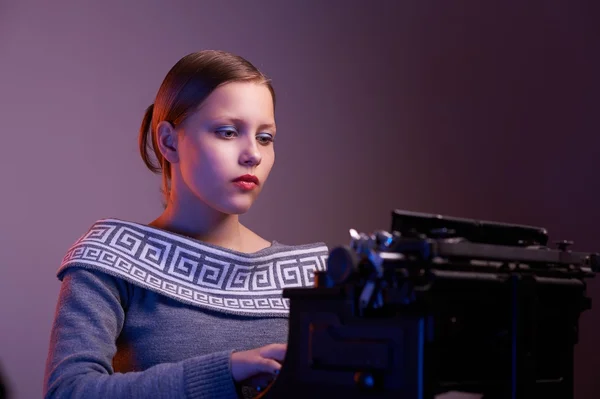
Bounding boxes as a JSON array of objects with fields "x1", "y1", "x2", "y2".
[{"x1": 0, "y1": 1, "x2": 598, "y2": 398}]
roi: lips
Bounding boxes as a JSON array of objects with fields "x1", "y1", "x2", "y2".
[
  {"x1": 232, "y1": 174, "x2": 259, "y2": 185},
  {"x1": 232, "y1": 174, "x2": 260, "y2": 192}
]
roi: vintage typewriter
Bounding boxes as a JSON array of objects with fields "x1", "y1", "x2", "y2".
[{"x1": 255, "y1": 209, "x2": 598, "y2": 399}]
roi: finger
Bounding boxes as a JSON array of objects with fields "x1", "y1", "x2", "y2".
[
  {"x1": 258, "y1": 357, "x2": 283, "y2": 375},
  {"x1": 260, "y1": 343, "x2": 287, "y2": 362}
]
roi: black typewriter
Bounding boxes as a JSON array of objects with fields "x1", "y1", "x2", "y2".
[{"x1": 254, "y1": 209, "x2": 598, "y2": 399}]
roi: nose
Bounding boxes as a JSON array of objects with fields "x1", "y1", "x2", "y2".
[{"x1": 239, "y1": 137, "x2": 262, "y2": 167}]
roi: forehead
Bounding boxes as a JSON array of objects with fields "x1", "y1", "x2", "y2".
[{"x1": 196, "y1": 81, "x2": 274, "y2": 121}]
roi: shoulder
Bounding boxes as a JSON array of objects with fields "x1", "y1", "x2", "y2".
[
  {"x1": 58, "y1": 266, "x2": 130, "y2": 302},
  {"x1": 240, "y1": 224, "x2": 329, "y2": 255},
  {"x1": 58, "y1": 217, "x2": 132, "y2": 261},
  {"x1": 270, "y1": 240, "x2": 329, "y2": 252},
  {"x1": 257, "y1": 240, "x2": 330, "y2": 263},
  {"x1": 63, "y1": 217, "x2": 136, "y2": 248},
  {"x1": 57, "y1": 217, "x2": 140, "y2": 281}
]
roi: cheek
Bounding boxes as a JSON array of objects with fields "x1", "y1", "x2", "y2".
[
  {"x1": 188, "y1": 144, "x2": 231, "y2": 182},
  {"x1": 262, "y1": 149, "x2": 275, "y2": 172}
]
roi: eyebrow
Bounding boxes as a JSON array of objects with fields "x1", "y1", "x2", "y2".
[{"x1": 214, "y1": 117, "x2": 276, "y2": 131}]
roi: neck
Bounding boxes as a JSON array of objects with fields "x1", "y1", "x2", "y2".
[{"x1": 149, "y1": 191, "x2": 244, "y2": 251}]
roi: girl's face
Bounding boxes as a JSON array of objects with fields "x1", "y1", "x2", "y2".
[{"x1": 169, "y1": 81, "x2": 276, "y2": 215}]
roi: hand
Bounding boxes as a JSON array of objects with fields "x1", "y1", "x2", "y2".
[{"x1": 230, "y1": 343, "x2": 286, "y2": 382}]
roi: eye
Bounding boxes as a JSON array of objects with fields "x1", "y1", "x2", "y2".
[
  {"x1": 256, "y1": 133, "x2": 274, "y2": 145},
  {"x1": 215, "y1": 127, "x2": 238, "y2": 139}
]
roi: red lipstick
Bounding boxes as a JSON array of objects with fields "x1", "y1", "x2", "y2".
[{"x1": 232, "y1": 174, "x2": 259, "y2": 191}]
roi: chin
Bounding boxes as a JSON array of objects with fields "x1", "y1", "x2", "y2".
[{"x1": 219, "y1": 199, "x2": 255, "y2": 215}]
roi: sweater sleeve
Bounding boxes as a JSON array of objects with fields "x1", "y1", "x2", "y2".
[{"x1": 43, "y1": 268, "x2": 239, "y2": 399}]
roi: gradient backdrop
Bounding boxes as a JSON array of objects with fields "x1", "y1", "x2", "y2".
[{"x1": 0, "y1": 1, "x2": 598, "y2": 398}]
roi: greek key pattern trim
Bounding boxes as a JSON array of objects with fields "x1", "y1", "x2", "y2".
[{"x1": 58, "y1": 219, "x2": 329, "y2": 316}]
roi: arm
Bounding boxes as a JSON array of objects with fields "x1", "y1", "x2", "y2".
[{"x1": 43, "y1": 268, "x2": 239, "y2": 399}]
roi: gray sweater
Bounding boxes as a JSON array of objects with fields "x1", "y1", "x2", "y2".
[{"x1": 43, "y1": 219, "x2": 329, "y2": 399}]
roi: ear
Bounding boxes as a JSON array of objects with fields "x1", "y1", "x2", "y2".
[{"x1": 156, "y1": 121, "x2": 180, "y2": 164}]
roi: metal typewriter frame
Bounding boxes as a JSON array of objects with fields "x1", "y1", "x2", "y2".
[{"x1": 256, "y1": 210, "x2": 598, "y2": 399}]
